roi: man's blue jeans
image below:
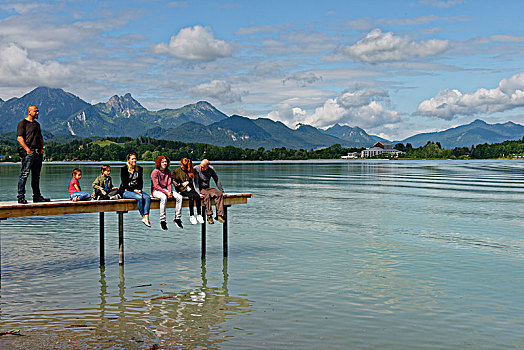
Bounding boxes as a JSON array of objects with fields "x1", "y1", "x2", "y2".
[
  {"x1": 123, "y1": 191, "x2": 151, "y2": 216},
  {"x1": 17, "y1": 152, "x2": 43, "y2": 199}
]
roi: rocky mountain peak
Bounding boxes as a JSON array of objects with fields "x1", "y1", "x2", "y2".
[
  {"x1": 195, "y1": 101, "x2": 212, "y2": 108},
  {"x1": 107, "y1": 93, "x2": 145, "y2": 111},
  {"x1": 470, "y1": 119, "x2": 488, "y2": 126}
]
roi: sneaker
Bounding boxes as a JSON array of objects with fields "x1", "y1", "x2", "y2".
[
  {"x1": 33, "y1": 195, "x2": 50, "y2": 202},
  {"x1": 17, "y1": 197, "x2": 28, "y2": 204},
  {"x1": 160, "y1": 221, "x2": 168, "y2": 231},
  {"x1": 207, "y1": 215, "x2": 214, "y2": 224},
  {"x1": 216, "y1": 215, "x2": 226, "y2": 223},
  {"x1": 142, "y1": 218, "x2": 151, "y2": 227},
  {"x1": 173, "y1": 218, "x2": 183, "y2": 228},
  {"x1": 189, "y1": 215, "x2": 198, "y2": 225},
  {"x1": 197, "y1": 215, "x2": 204, "y2": 224}
]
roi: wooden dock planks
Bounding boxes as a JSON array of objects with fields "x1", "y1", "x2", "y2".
[{"x1": 0, "y1": 193, "x2": 252, "y2": 219}]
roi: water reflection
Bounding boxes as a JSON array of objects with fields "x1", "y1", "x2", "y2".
[{"x1": 2, "y1": 259, "x2": 254, "y2": 349}]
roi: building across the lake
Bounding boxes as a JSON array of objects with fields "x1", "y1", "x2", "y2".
[{"x1": 361, "y1": 142, "x2": 404, "y2": 158}]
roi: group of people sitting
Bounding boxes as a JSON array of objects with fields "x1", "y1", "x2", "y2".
[{"x1": 68, "y1": 153, "x2": 226, "y2": 230}]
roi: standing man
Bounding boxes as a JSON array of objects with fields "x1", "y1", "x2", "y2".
[
  {"x1": 194, "y1": 159, "x2": 225, "y2": 224},
  {"x1": 16, "y1": 105, "x2": 50, "y2": 204}
]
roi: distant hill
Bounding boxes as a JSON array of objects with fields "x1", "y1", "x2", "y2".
[
  {"x1": 0, "y1": 87, "x2": 90, "y2": 134},
  {"x1": 0, "y1": 87, "x2": 227, "y2": 137},
  {"x1": 400, "y1": 119, "x2": 524, "y2": 148},
  {"x1": 323, "y1": 123, "x2": 386, "y2": 147},
  {"x1": 145, "y1": 115, "x2": 353, "y2": 149}
]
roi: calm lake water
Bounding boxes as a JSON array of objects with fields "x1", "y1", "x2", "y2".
[{"x1": 0, "y1": 160, "x2": 523, "y2": 349}]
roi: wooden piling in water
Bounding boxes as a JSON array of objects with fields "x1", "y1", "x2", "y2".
[
  {"x1": 100, "y1": 212, "x2": 104, "y2": 266},
  {"x1": 118, "y1": 211, "x2": 125, "y2": 264},
  {"x1": 201, "y1": 205, "x2": 206, "y2": 260},
  {"x1": 223, "y1": 206, "x2": 229, "y2": 257}
]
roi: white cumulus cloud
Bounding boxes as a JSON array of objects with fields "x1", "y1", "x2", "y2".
[
  {"x1": 339, "y1": 29, "x2": 448, "y2": 63},
  {"x1": 266, "y1": 88, "x2": 401, "y2": 129},
  {"x1": 267, "y1": 104, "x2": 307, "y2": 125},
  {"x1": 154, "y1": 25, "x2": 233, "y2": 61},
  {"x1": 0, "y1": 43, "x2": 72, "y2": 87},
  {"x1": 189, "y1": 80, "x2": 245, "y2": 104},
  {"x1": 416, "y1": 72, "x2": 524, "y2": 119}
]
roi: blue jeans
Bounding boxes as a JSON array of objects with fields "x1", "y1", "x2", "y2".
[
  {"x1": 123, "y1": 191, "x2": 151, "y2": 216},
  {"x1": 18, "y1": 151, "x2": 43, "y2": 199},
  {"x1": 70, "y1": 191, "x2": 91, "y2": 201}
]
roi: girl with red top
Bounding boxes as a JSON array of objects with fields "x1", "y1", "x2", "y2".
[
  {"x1": 151, "y1": 156, "x2": 183, "y2": 230},
  {"x1": 69, "y1": 168, "x2": 91, "y2": 201}
]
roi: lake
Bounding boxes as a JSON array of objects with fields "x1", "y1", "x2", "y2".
[{"x1": 0, "y1": 160, "x2": 523, "y2": 349}]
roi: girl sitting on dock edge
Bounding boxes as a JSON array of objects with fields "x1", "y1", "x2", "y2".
[
  {"x1": 151, "y1": 155, "x2": 183, "y2": 230},
  {"x1": 120, "y1": 153, "x2": 151, "y2": 227}
]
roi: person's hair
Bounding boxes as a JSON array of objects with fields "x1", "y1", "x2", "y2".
[
  {"x1": 180, "y1": 158, "x2": 195, "y2": 178},
  {"x1": 155, "y1": 155, "x2": 170, "y2": 170},
  {"x1": 27, "y1": 105, "x2": 38, "y2": 113},
  {"x1": 101, "y1": 165, "x2": 110, "y2": 173},
  {"x1": 126, "y1": 153, "x2": 137, "y2": 171},
  {"x1": 72, "y1": 168, "x2": 82, "y2": 176}
]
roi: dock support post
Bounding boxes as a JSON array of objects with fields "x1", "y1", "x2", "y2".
[
  {"x1": 201, "y1": 205, "x2": 206, "y2": 259},
  {"x1": 100, "y1": 212, "x2": 105, "y2": 266},
  {"x1": 0, "y1": 218, "x2": 4, "y2": 279},
  {"x1": 223, "y1": 206, "x2": 229, "y2": 257},
  {"x1": 117, "y1": 211, "x2": 126, "y2": 265}
]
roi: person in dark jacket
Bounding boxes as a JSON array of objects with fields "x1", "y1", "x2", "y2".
[
  {"x1": 172, "y1": 158, "x2": 203, "y2": 225},
  {"x1": 194, "y1": 159, "x2": 225, "y2": 224},
  {"x1": 120, "y1": 153, "x2": 151, "y2": 227}
]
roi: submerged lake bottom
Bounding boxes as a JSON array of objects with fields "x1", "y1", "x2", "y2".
[{"x1": 0, "y1": 160, "x2": 523, "y2": 349}]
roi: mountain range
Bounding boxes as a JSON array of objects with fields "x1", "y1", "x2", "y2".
[
  {"x1": 1, "y1": 87, "x2": 523, "y2": 149},
  {"x1": 398, "y1": 119, "x2": 524, "y2": 148}
]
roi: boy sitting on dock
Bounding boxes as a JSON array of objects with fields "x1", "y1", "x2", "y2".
[
  {"x1": 92, "y1": 165, "x2": 120, "y2": 200},
  {"x1": 69, "y1": 168, "x2": 91, "y2": 201}
]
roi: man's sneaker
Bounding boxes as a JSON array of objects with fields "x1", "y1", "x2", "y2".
[
  {"x1": 207, "y1": 215, "x2": 214, "y2": 224},
  {"x1": 160, "y1": 221, "x2": 168, "y2": 231},
  {"x1": 33, "y1": 196, "x2": 50, "y2": 203},
  {"x1": 17, "y1": 197, "x2": 28, "y2": 204},
  {"x1": 216, "y1": 215, "x2": 226, "y2": 223},
  {"x1": 173, "y1": 218, "x2": 183, "y2": 228},
  {"x1": 197, "y1": 215, "x2": 205, "y2": 224},
  {"x1": 189, "y1": 215, "x2": 198, "y2": 225}
]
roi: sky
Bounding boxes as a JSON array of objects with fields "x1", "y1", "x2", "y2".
[{"x1": 1, "y1": 0, "x2": 524, "y2": 140}]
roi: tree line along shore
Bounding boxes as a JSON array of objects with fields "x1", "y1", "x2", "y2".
[{"x1": 1, "y1": 136, "x2": 524, "y2": 162}]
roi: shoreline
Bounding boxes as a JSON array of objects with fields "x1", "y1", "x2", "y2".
[{"x1": 1, "y1": 157, "x2": 523, "y2": 165}]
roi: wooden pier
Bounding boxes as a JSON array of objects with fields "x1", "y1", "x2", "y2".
[{"x1": 0, "y1": 193, "x2": 252, "y2": 267}]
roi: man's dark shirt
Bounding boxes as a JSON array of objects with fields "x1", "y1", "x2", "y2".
[
  {"x1": 17, "y1": 119, "x2": 43, "y2": 150},
  {"x1": 194, "y1": 165, "x2": 224, "y2": 194}
]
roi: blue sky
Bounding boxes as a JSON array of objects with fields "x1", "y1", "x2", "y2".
[{"x1": 1, "y1": 0, "x2": 524, "y2": 140}]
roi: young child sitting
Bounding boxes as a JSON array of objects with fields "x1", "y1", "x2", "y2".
[
  {"x1": 92, "y1": 165, "x2": 120, "y2": 200},
  {"x1": 69, "y1": 168, "x2": 91, "y2": 201}
]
